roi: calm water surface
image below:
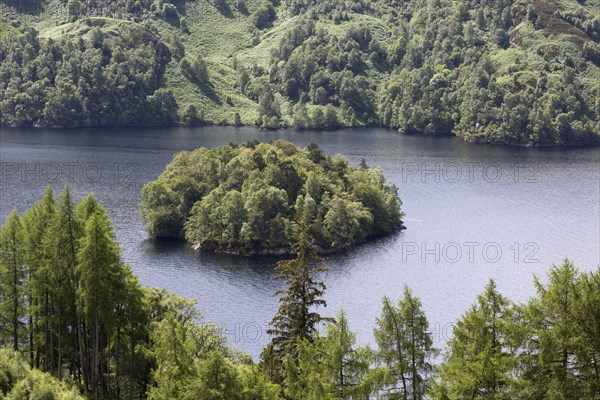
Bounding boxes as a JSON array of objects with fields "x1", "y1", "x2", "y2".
[{"x1": 1, "y1": 127, "x2": 599, "y2": 359}]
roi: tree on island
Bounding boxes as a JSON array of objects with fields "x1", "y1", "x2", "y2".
[{"x1": 141, "y1": 140, "x2": 404, "y2": 255}]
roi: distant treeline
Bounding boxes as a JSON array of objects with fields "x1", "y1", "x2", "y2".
[
  {"x1": 1, "y1": 0, "x2": 599, "y2": 145},
  {"x1": 0, "y1": 22, "x2": 177, "y2": 128}
]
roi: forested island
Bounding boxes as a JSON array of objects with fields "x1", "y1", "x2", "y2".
[
  {"x1": 1, "y1": 0, "x2": 599, "y2": 145},
  {"x1": 1, "y1": 188, "x2": 599, "y2": 399},
  {"x1": 140, "y1": 140, "x2": 404, "y2": 254}
]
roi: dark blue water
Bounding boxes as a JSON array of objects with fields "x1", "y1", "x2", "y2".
[{"x1": 1, "y1": 126, "x2": 599, "y2": 359}]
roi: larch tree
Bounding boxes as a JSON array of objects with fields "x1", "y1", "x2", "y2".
[
  {"x1": 46, "y1": 186, "x2": 82, "y2": 378},
  {"x1": 183, "y1": 351, "x2": 243, "y2": 400},
  {"x1": 435, "y1": 280, "x2": 519, "y2": 399},
  {"x1": 575, "y1": 268, "x2": 600, "y2": 396},
  {"x1": 111, "y1": 267, "x2": 148, "y2": 400},
  {"x1": 76, "y1": 208, "x2": 121, "y2": 399},
  {"x1": 520, "y1": 259, "x2": 599, "y2": 398},
  {"x1": 321, "y1": 309, "x2": 372, "y2": 399},
  {"x1": 146, "y1": 289, "x2": 204, "y2": 400},
  {"x1": 374, "y1": 287, "x2": 436, "y2": 400},
  {"x1": 0, "y1": 209, "x2": 25, "y2": 351},
  {"x1": 286, "y1": 309, "x2": 372, "y2": 400},
  {"x1": 146, "y1": 313, "x2": 197, "y2": 400},
  {"x1": 21, "y1": 186, "x2": 56, "y2": 369}
]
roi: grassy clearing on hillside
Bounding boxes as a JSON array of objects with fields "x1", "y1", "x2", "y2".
[
  {"x1": 0, "y1": 0, "x2": 69, "y2": 28},
  {"x1": 0, "y1": 20, "x2": 20, "y2": 41}
]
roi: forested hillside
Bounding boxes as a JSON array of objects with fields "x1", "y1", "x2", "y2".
[{"x1": 1, "y1": 0, "x2": 599, "y2": 144}]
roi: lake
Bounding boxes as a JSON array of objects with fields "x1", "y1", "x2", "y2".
[{"x1": 1, "y1": 126, "x2": 599, "y2": 360}]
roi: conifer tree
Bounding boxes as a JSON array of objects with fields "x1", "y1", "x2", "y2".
[
  {"x1": 322, "y1": 310, "x2": 372, "y2": 399},
  {"x1": 435, "y1": 280, "x2": 519, "y2": 399},
  {"x1": 520, "y1": 259, "x2": 599, "y2": 398},
  {"x1": 575, "y1": 268, "x2": 600, "y2": 396},
  {"x1": 0, "y1": 209, "x2": 25, "y2": 351},
  {"x1": 45, "y1": 186, "x2": 82, "y2": 378},
  {"x1": 262, "y1": 223, "x2": 330, "y2": 382},
  {"x1": 286, "y1": 309, "x2": 372, "y2": 399},
  {"x1": 184, "y1": 351, "x2": 243, "y2": 400},
  {"x1": 76, "y1": 208, "x2": 121, "y2": 399},
  {"x1": 147, "y1": 313, "x2": 197, "y2": 400},
  {"x1": 374, "y1": 287, "x2": 436, "y2": 400},
  {"x1": 21, "y1": 186, "x2": 55, "y2": 368},
  {"x1": 112, "y1": 267, "x2": 148, "y2": 400}
]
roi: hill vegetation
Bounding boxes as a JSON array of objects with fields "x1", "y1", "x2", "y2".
[
  {"x1": 140, "y1": 140, "x2": 404, "y2": 254},
  {"x1": 1, "y1": 0, "x2": 598, "y2": 144}
]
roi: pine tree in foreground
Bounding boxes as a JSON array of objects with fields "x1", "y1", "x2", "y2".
[
  {"x1": 520, "y1": 259, "x2": 600, "y2": 398},
  {"x1": 285, "y1": 309, "x2": 373, "y2": 400},
  {"x1": 261, "y1": 223, "x2": 331, "y2": 383}
]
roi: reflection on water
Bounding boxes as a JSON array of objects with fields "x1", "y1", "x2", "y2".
[{"x1": 1, "y1": 126, "x2": 599, "y2": 359}]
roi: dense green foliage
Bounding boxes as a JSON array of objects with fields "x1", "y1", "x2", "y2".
[
  {"x1": 1, "y1": 189, "x2": 599, "y2": 398},
  {"x1": 374, "y1": 290, "x2": 437, "y2": 399},
  {"x1": 0, "y1": 187, "x2": 277, "y2": 400},
  {"x1": 1, "y1": 0, "x2": 598, "y2": 144},
  {"x1": 434, "y1": 281, "x2": 520, "y2": 398},
  {"x1": 140, "y1": 140, "x2": 404, "y2": 254},
  {"x1": 261, "y1": 258, "x2": 600, "y2": 399},
  {"x1": 283, "y1": 310, "x2": 374, "y2": 399},
  {"x1": 434, "y1": 261, "x2": 600, "y2": 399},
  {"x1": 260, "y1": 228, "x2": 331, "y2": 384},
  {"x1": 0, "y1": 349, "x2": 83, "y2": 399},
  {"x1": 0, "y1": 20, "x2": 176, "y2": 127}
]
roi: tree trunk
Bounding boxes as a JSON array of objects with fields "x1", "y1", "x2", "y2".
[
  {"x1": 50, "y1": 311, "x2": 55, "y2": 375},
  {"x1": 411, "y1": 311, "x2": 417, "y2": 400},
  {"x1": 58, "y1": 309, "x2": 62, "y2": 379},
  {"x1": 116, "y1": 318, "x2": 121, "y2": 400},
  {"x1": 386, "y1": 300, "x2": 408, "y2": 399},
  {"x1": 78, "y1": 315, "x2": 89, "y2": 394},
  {"x1": 12, "y1": 248, "x2": 19, "y2": 351},
  {"x1": 129, "y1": 324, "x2": 135, "y2": 400},
  {"x1": 28, "y1": 264, "x2": 34, "y2": 367},
  {"x1": 29, "y1": 312, "x2": 34, "y2": 365},
  {"x1": 94, "y1": 316, "x2": 100, "y2": 400},
  {"x1": 44, "y1": 289, "x2": 49, "y2": 371}
]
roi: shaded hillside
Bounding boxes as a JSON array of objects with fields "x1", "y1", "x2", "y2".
[{"x1": 1, "y1": 0, "x2": 598, "y2": 144}]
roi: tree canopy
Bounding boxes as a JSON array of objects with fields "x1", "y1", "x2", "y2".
[
  {"x1": 1, "y1": 0, "x2": 598, "y2": 144},
  {"x1": 140, "y1": 140, "x2": 404, "y2": 254},
  {"x1": 0, "y1": 187, "x2": 280, "y2": 400},
  {"x1": 1, "y1": 193, "x2": 599, "y2": 399}
]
